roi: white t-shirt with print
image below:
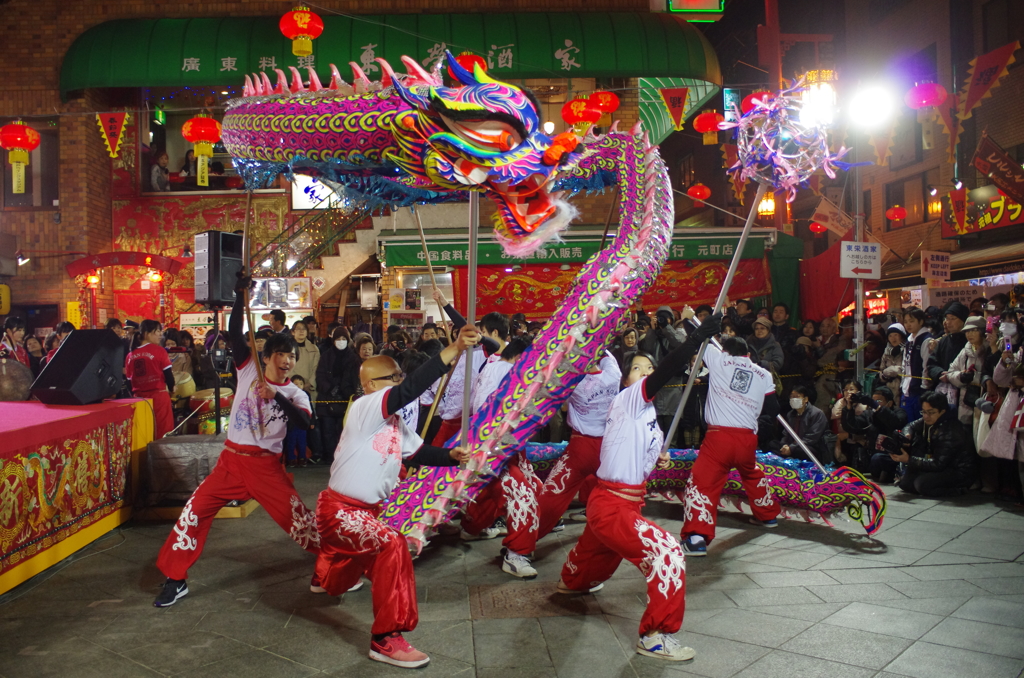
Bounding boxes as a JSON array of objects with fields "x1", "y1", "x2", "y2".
[
  {"x1": 597, "y1": 379, "x2": 663, "y2": 485},
  {"x1": 567, "y1": 354, "x2": 622, "y2": 437},
  {"x1": 437, "y1": 347, "x2": 486, "y2": 420},
  {"x1": 703, "y1": 345, "x2": 775, "y2": 432},
  {"x1": 228, "y1": 357, "x2": 311, "y2": 454},
  {"x1": 472, "y1": 359, "x2": 513, "y2": 412},
  {"x1": 329, "y1": 387, "x2": 424, "y2": 504}
]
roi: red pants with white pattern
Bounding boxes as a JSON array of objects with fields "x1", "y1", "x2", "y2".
[
  {"x1": 680, "y1": 425, "x2": 780, "y2": 544},
  {"x1": 313, "y1": 488, "x2": 418, "y2": 635},
  {"x1": 156, "y1": 445, "x2": 321, "y2": 581},
  {"x1": 516, "y1": 431, "x2": 603, "y2": 555},
  {"x1": 460, "y1": 452, "x2": 542, "y2": 555},
  {"x1": 560, "y1": 480, "x2": 687, "y2": 637}
]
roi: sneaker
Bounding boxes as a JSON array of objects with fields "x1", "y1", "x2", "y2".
[
  {"x1": 347, "y1": 580, "x2": 364, "y2": 592},
  {"x1": 311, "y1": 576, "x2": 364, "y2": 594},
  {"x1": 636, "y1": 633, "x2": 696, "y2": 661},
  {"x1": 750, "y1": 518, "x2": 778, "y2": 529},
  {"x1": 556, "y1": 579, "x2": 604, "y2": 594},
  {"x1": 681, "y1": 535, "x2": 707, "y2": 557},
  {"x1": 502, "y1": 551, "x2": 538, "y2": 579},
  {"x1": 369, "y1": 632, "x2": 430, "y2": 668},
  {"x1": 460, "y1": 527, "x2": 501, "y2": 541},
  {"x1": 493, "y1": 517, "x2": 508, "y2": 535},
  {"x1": 551, "y1": 519, "x2": 566, "y2": 533},
  {"x1": 568, "y1": 509, "x2": 587, "y2": 522},
  {"x1": 153, "y1": 578, "x2": 188, "y2": 607}
]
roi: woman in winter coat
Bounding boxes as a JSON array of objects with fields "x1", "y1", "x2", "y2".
[
  {"x1": 879, "y1": 323, "x2": 907, "y2": 394},
  {"x1": 945, "y1": 316, "x2": 990, "y2": 426},
  {"x1": 748, "y1": 317, "x2": 784, "y2": 372},
  {"x1": 292, "y1": 320, "x2": 321, "y2": 402},
  {"x1": 314, "y1": 326, "x2": 360, "y2": 462}
]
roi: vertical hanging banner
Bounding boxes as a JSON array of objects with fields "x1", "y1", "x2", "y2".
[
  {"x1": 972, "y1": 132, "x2": 1024, "y2": 206},
  {"x1": 658, "y1": 87, "x2": 690, "y2": 131},
  {"x1": 949, "y1": 186, "x2": 968, "y2": 234},
  {"x1": 96, "y1": 113, "x2": 130, "y2": 158},
  {"x1": 869, "y1": 125, "x2": 896, "y2": 166},
  {"x1": 936, "y1": 91, "x2": 961, "y2": 165},
  {"x1": 959, "y1": 41, "x2": 1020, "y2": 121},
  {"x1": 720, "y1": 143, "x2": 746, "y2": 204}
]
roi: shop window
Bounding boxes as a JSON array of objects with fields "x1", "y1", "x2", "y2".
[
  {"x1": 885, "y1": 168, "x2": 940, "y2": 230},
  {"x1": 1, "y1": 118, "x2": 59, "y2": 210},
  {"x1": 983, "y1": 0, "x2": 1024, "y2": 52},
  {"x1": 395, "y1": 270, "x2": 455, "y2": 332}
]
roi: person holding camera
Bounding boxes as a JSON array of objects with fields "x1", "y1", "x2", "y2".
[
  {"x1": 944, "y1": 316, "x2": 990, "y2": 426},
  {"x1": 873, "y1": 391, "x2": 974, "y2": 496},
  {"x1": 847, "y1": 386, "x2": 907, "y2": 475}
]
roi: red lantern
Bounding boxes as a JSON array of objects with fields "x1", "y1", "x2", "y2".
[
  {"x1": 693, "y1": 110, "x2": 725, "y2": 145},
  {"x1": 809, "y1": 221, "x2": 828, "y2": 234},
  {"x1": 885, "y1": 205, "x2": 908, "y2": 221},
  {"x1": 904, "y1": 82, "x2": 948, "y2": 110},
  {"x1": 279, "y1": 6, "x2": 324, "y2": 57},
  {"x1": 182, "y1": 116, "x2": 222, "y2": 187},
  {"x1": 561, "y1": 97, "x2": 602, "y2": 136},
  {"x1": 741, "y1": 91, "x2": 773, "y2": 114},
  {"x1": 686, "y1": 183, "x2": 711, "y2": 204},
  {"x1": 0, "y1": 120, "x2": 41, "y2": 194},
  {"x1": 590, "y1": 91, "x2": 620, "y2": 113},
  {"x1": 448, "y1": 52, "x2": 487, "y2": 81}
]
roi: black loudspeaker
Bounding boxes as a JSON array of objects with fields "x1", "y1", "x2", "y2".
[
  {"x1": 31, "y1": 329, "x2": 125, "y2": 405},
  {"x1": 194, "y1": 230, "x2": 244, "y2": 306}
]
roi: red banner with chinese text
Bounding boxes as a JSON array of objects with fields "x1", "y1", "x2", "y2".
[
  {"x1": 959, "y1": 41, "x2": 1019, "y2": 120},
  {"x1": 453, "y1": 258, "x2": 771, "y2": 320},
  {"x1": 658, "y1": 88, "x2": 690, "y2": 131},
  {"x1": 721, "y1": 143, "x2": 747, "y2": 204}
]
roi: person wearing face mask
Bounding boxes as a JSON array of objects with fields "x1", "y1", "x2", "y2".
[
  {"x1": 771, "y1": 384, "x2": 830, "y2": 462},
  {"x1": 315, "y1": 327, "x2": 360, "y2": 462}
]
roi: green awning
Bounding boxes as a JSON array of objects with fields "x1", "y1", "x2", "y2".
[{"x1": 60, "y1": 13, "x2": 721, "y2": 99}]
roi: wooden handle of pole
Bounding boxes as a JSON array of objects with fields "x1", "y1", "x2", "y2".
[
  {"x1": 240, "y1": 191, "x2": 266, "y2": 390},
  {"x1": 412, "y1": 208, "x2": 450, "y2": 327}
]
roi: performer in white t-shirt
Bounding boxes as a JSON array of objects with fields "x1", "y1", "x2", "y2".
[
  {"x1": 680, "y1": 336, "x2": 781, "y2": 557},
  {"x1": 154, "y1": 276, "x2": 319, "y2": 608},
  {"x1": 558, "y1": 315, "x2": 721, "y2": 662},
  {"x1": 313, "y1": 325, "x2": 479, "y2": 670}
]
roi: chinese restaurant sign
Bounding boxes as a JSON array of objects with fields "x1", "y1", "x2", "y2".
[
  {"x1": 383, "y1": 237, "x2": 764, "y2": 268},
  {"x1": 941, "y1": 184, "x2": 1024, "y2": 238}
]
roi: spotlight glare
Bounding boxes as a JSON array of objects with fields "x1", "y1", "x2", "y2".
[{"x1": 848, "y1": 85, "x2": 896, "y2": 131}]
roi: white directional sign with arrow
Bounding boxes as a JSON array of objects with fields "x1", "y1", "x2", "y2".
[{"x1": 839, "y1": 242, "x2": 881, "y2": 279}]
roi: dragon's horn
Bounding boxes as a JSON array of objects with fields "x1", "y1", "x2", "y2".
[
  {"x1": 260, "y1": 71, "x2": 274, "y2": 95},
  {"x1": 349, "y1": 62, "x2": 372, "y2": 93},
  {"x1": 307, "y1": 67, "x2": 323, "y2": 92},
  {"x1": 328, "y1": 64, "x2": 348, "y2": 90},
  {"x1": 242, "y1": 74, "x2": 255, "y2": 97},
  {"x1": 288, "y1": 67, "x2": 306, "y2": 93},
  {"x1": 273, "y1": 68, "x2": 288, "y2": 95},
  {"x1": 400, "y1": 55, "x2": 437, "y2": 85},
  {"x1": 631, "y1": 120, "x2": 644, "y2": 136},
  {"x1": 609, "y1": 120, "x2": 620, "y2": 133},
  {"x1": 473, "y1": 62, "x2": 501, "y2": 86},
  {"x1": 445, "y1": 50, "x2": 478, "y2": 86},
  {"x1": 375, "y1": 58, "x2": 395, "y2": 88}
]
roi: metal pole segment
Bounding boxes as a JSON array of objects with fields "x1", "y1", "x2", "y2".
[
  {"x1": 660, "y1": 182, "x2": 769, "y2": 456},
  {"x1": 459, "y1": 192, "x2": 480, "y2": 447},
  {"x1": 775, "y1": 413, "x2": 830, "y2": 476},
  {"x1": 854, "y1": 148, "x2": 865, "y2": 381}
]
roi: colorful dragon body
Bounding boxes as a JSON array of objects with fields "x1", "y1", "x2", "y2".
[
  {"x1": 526, "y1": 444, "x2": 887, "y2": 536},
  {"x1": 222, "y1": 54, "x2": 883, "y2": 546}
]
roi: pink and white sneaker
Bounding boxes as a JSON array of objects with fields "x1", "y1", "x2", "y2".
[{"x1": 369, "y1": 632, "x2": 430, "y2": 668}]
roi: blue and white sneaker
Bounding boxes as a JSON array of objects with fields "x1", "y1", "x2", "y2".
[
  {"x1": 750, "y1": 518, "x2": 778, "y2": 528},
  {"x1": 636, "y1": 633, "x2": 695, "y2": 661},
  {"x1": 681, "y1": 535, "x2": 707, "y2": 557}
]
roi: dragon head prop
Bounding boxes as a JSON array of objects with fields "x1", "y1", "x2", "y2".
[{"x1": 389, "y1": 53, "x2": 580, "y2": 255}]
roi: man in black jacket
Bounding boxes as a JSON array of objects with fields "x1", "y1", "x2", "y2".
[
  {"x1": 926, "y1": 301, "x2": 968, "y2": 393},
  {"x1": 883, "y1": 391, "x2": 975, "y2": 496}
]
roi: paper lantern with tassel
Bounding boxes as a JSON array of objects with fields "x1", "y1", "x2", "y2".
[
  {"x1": 0, "y1": 121, "x2": 41, "y2": 194},
  {"x1": 885, "y1": 205, "x2": 907, "y2": 222},
  {"x1": 279, "y1": 7, "x2": 324, "y2": 57},
  {"x1": 686, "y1": 183, "x2": 712, "y2": 205},
  {"x1": 693, "y1": 110, "x2": 725, "y2": 145},
  {"x1": 561, "y1": 97, "x2": 602, "y2": 137},
  {"x1": 181, "y1": 116, "x2": 222, "y2": 187}
]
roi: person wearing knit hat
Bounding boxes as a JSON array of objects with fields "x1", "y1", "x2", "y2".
[
  {"x1": 926, "y1": 304, "x2": 969, "y2": 402},
  {"x1": 879, "y1": 323, "x2": 907, "y2": 394}
]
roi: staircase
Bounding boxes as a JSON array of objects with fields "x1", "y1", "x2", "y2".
[{"x1": 250, "y1": 203, "x2": 371, "y2": 277}]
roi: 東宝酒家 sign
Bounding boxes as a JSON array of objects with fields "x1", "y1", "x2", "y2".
[{"x1": 839, "y1": 242, "x2": 881, "y2": 279}]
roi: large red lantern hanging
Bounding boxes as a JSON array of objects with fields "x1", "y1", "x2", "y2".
[
  {"x1": 885, "y1": 205, "x2": 907, "y2": 221},
  {"x1": 693, "y1": 110, "x2": 725, "y2": 145},
  {"x1": 182, "y1": 116, "x2": 222, "y2": 187},
  {"x1": 686, "y1": 183, "x2": 711, "y2": 204},
  {"x1": 561, "y1": 97, "x2": 602, "y2": 136},
  {"x1": 809, "y1": 221, "x2": 828, "y2": 234},
  {"x1": 741, "y1": 91, "x2": 773, "y2": 114},
  {"x1": 590, "y1": 91, "x2": 620, "y2": 113},
  {"x1": 904, "y1": 82, "x2": 948, "y2": 110},
  {"x1": 448, "y1": 52, "x2": 487, "y2": 81},
  {"x1": 0, "y1": 120, "x2": 41, "y2": 195},
  {"x1": 279, "y1": 6, "x2": 324, "y2": 57}
]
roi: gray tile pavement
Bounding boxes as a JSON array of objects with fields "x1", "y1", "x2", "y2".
[{"x1": 0, "y1": 466, "x2": 1022, "y2": 678}]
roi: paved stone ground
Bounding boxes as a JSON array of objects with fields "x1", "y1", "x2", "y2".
[{"x1": 2, "y1": 466, "x2": 1023, "y2": 678}]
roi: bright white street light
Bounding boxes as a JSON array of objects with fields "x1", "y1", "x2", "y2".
[
  {"x1": 847, "y1": 85, "x2": 896, "y2": 131},
  {"x1": 542, "y1": 121, "x2": 555, "y2": 135},
  {"x1": 799, "y1": 70, "x2": 837, "y2": 128}
]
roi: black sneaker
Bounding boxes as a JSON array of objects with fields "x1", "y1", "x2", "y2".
[
  {"x1": 153, "y1": 578, "x2": 188, "y2": 607},
  {"x1": 493, "y1": 517, "x2": 508, "y2": 535}
]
